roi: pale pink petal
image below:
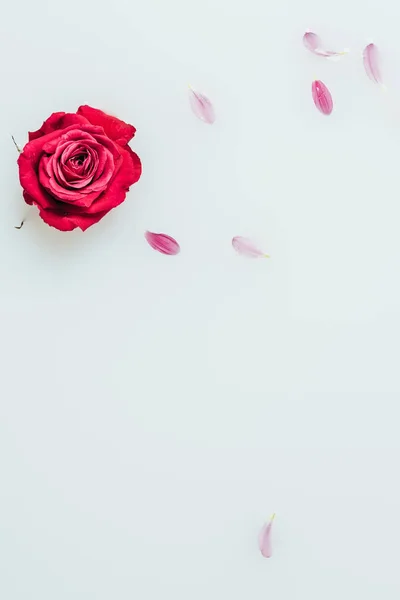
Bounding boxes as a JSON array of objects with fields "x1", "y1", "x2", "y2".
[
  {"x1": 363, "y1": 43, "x2": 383, "y2": 86},
  {"x1": 312, "y1": 80, "x2": 333, "y2": 115},
  {"x1": 145, "y1": 231, "x2": 180, "y2": 255},
  {"x1": 189, "y1": 87, "x2": 215, "y2": 124},
  {"x1": 259, "y1": 514, "x2": 275, "y2": 558},
  {"x1": 303, "y1": 31, "x2": 347, "y2": 59},
  {"x1": 232, "y1": 236, "x2": 269, "y2": 258}
]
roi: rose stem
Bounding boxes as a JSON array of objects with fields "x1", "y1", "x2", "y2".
[{"x1": 11, "y1": 135, "x2": 21, "y2": 153}]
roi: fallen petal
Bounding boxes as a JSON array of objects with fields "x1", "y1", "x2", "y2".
[
  {"x1": 259, "y1": 513, "x2": 275, "y2": 558},
  {"x1": 312, "y1": 80, "x2": 333, "y2": 115},
  {"x1": 232, "y1": 236, "x2": 269, "y2": 258},
  {"x1": 363, "y1": 43, "x2": 383, "y2": 86},
  {"x1": 303, "y1": 31, "x2": 347, "y2": 59},
  {"x1": 145, "y1": 231, "x2": 180, "y2": 255},
  {"x1": 189, "y1": 87, "x2": 215, "y2": 124}
]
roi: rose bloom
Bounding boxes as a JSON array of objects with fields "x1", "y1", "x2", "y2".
[{"x1": 18, "y1": 105, "x2": 142, "y2": 231}]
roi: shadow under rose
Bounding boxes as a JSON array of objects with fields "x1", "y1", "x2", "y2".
[{"x1": 15, "y1": 203, "x2": 125, "y2": 259}]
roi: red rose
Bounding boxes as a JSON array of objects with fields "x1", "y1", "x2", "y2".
[{"x1": 17, "y1": 105, "x2": 142, "y2": 231}]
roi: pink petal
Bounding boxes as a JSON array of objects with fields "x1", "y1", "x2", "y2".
[
  {"x1": 259, "y1": 514, "x2": 275, "y2": 558},
  {"x1": 189, "y1": 87, "x2": 215, "y2": 124},
  {"x1": 303, "y1": 31, "x2": 347, "y2": 59},
  {"x1": 145, "y1": 231, "x2": 180, "y2": 255},
  {"x1": 312, "y1": 80, "x2": 333, "y2": 115},
  {"x1": 363, "y1": 43, "x2": 383, "y2": 86},
  {"x1": 232, "y1": 236, "x2": 269, "y2": 258}
]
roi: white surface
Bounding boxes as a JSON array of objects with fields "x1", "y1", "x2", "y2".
[{"x1": 1, "y1": 0, "x2": 400, "y2": 598}]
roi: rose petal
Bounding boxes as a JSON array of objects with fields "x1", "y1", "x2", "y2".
[
  {"x1": 189, "y1": 87, "x2": 215, "y2": 124},
  {"x1": 232, "y1": 236, "x2": 269, "y2": 258},
  {"x1": 39, "y1": 158, "x2": 104, "y2": 205},
  {"x1": 77, "y1": 105, "x2": 136, "y2": 145},
  {"x1": 38, "y1": 207, "x2": 108, "y2": 232},
  {"x1": 84, "y1": 145, "x2": 141, "y2": 214},
  {"x1": 303, "y1": 31, "x2": 348, "y2": 60},
  {"x1": 258, "y1": 513, "x2": 275, "y2": 558},
  {"x1": 363, "y1": 43, "x2": 384, "y2": 86},
  {"x1": 18, "y1": 137, "x2": 63, "y2": 211},
  {"x1": 145, "y1": 231, "x2": 180, "y2": 255},
  {"x1": 29, "y1": 113, "x2": 90, "y2": 141},
  {"x1": 312, "y1": 80, "x2": 333, "y2": 115}
]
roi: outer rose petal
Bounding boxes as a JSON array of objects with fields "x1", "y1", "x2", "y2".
[
  {"x1": 38, "y1": 207, "x2": 108, "y2": 232},
  {"x1": 29, "y1": 113, "x2": 90, "y2": 141},
  {"x1": 19, "y1": 149, "x2": 60, "y2": 210},
  {"x1": 77, "y1": 105, "x2": 136, "y2": 145},
  {"x1": 125, "y1": 145, "x2": 142, "y2": 184},
  {"x1": 23, "y1": 191, "x2": 34, "y2": 205},
  {"x1": 23, "y1": 190, "x2": 105, "y2": 232}
]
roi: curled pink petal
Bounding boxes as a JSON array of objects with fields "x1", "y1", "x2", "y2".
[
  {"x1": 312, "y1": 80, "x2": 333, "y2": 115},
  {"x1": 363, "y1": 43, "x2": 383, "y2": 86},
  {"x1": 189, "y1": 87, "x2": 215, "y2": 124},
  {"x1": 303, "y1": 31, "x2": 347, "y2": 59},
  {"x1": 145, "y1": 231, "x2": 180, "y2": 255},
  {"x1": 232, "y1": 236, "x2": 269, "y2": 258},
  {"x1": 259, "y1": 513, "x2": 275, "y2": 558}
]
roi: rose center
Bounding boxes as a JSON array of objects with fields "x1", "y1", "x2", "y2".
[{"x1": 70, "y1": 151, "x2": 88, "y2": 168}]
